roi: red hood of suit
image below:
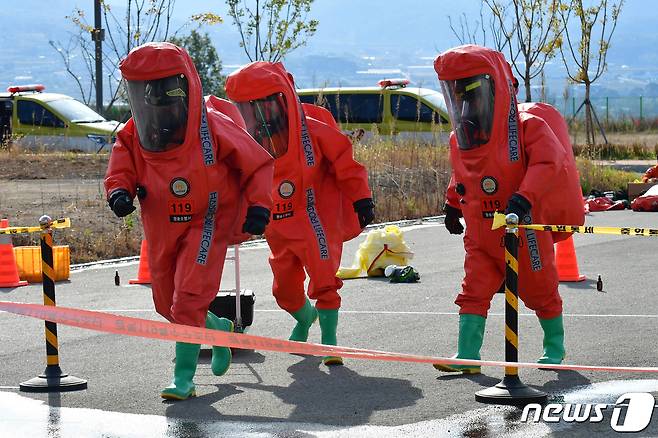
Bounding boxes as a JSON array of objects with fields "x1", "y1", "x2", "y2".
[
  {"x1": 434, "y1": 44, "x2": 520, "y2": 159},
  {"x1": 434, "y1": 44, "x2": 511, "y2": 80},
  {"x1": 225, "y1": 61, "x2": 296, "y2": 102},
  {"x1": 225, "y1": 61, "x2": 305, "y2": 163},
  {"x1": 119, "y1": 42, "x2": 203, "y2": 157}
]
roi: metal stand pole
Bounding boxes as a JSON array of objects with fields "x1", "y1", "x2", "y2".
[
  {"x1": 588, "y1": 101, "x2": 609, "y2": 145},
  {"x1": 92, "y1": 0, "x2": 104, "y2": 115},
  {"x1": 569, "y1": 99, "x2": 609, "y2": 145},
  {"x1": 233, "y1": 244, "x2": 243, "y2": 333},
  {"x1": 475, "y1": 213, "x2": 547, "y2": 406},
  {"x1": 20, "y1": 215, "x2": 87, "y2": 393}
]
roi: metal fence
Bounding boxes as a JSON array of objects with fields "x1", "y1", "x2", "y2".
[{"x1": 554, "y1": 97, "x2": 658, "y2": 123}]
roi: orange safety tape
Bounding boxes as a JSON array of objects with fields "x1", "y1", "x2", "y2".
[{"x1": 2, "y1": 301, "x2": 658, "y2": 373}]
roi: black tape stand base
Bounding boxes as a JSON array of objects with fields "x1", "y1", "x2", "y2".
[
  {"x1": 19, "y1": 365, "x2": 87, "y2": 393},
  {"x1": 475, "y1": 374, "x2": 547, "y2": 406}
]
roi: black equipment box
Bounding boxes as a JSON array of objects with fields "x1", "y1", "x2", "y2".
[{"x1": 208, "y1": 289, "x2": 255, "y2": 328}]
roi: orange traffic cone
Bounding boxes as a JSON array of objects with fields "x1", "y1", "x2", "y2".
[
  {"x1": 554, "y1": 235, "x2": 586, "y2": 282},
  {"x1": 0, "y1": 219, "x2": 28, "y2": 288},
  {"x1": 129, "y1": 240, "x2": 152, "y2": 285}
]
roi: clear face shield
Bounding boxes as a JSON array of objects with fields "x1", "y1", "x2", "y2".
[
  {"x1": 440, "y1": 74, "x2": 495, "y2": 150},
  {"x1": 235, "y1": 93, "x2": 289, "y2": 158},
  {"x1": 126, "y1": 74, "x2": 189, "y2": 152}
]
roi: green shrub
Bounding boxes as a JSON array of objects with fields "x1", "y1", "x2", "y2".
[
  {"x1": 572, "y1": 143, "x2": 657, "y2": 160},
  {"x1": 577, "y1": 158, "x2": 642, "y2": 196}
]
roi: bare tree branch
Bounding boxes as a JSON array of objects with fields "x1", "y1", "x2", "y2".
[
  {"x1": 447, "y1": 3, "x2": 510, "y2": 51},
  {"x1": 49, "y1": 37, "x2": 91, "y2": 104},
  {"x1": 52, "y1": 0, "x2": 179, "y2": 114},
  {"x1": 484, "y1": 0, "x2": 562, "y2": 102}
]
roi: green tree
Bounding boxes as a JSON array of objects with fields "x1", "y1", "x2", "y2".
[
  {"x1": 226, "y1": 0, "x2": 319, "y2": 62},
  {"x1": 170, "y1": 30, "x2": 226, "y2": 98},
  {"x1": 558, "y1": 0, "x2": 624, "y2": 145}
]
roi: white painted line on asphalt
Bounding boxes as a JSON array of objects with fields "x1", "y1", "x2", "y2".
[
  {"x1": 71, "y1": 260, "x2": 140, "y2": 272},
  {"x1": 564, "y1": 313, "x2": 658, "y2": 318},
  {"x1": 387, "y1": 222, "x2": 441, "y2": 232},
  {"x1": 91, "y1": 309, "x2": 156, "y2": 313},
  {"x1": 69, "y1": 220, "x2": 444, "y2": 273},
  {"x1": 294, "y1": 310, "x2": 658, "y2": 318},
  {"x1": 85, "y1": 308, "x2": 658, "y2": 319}
]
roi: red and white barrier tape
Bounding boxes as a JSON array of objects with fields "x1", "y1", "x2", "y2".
[{"x1": 1, "y1": 301, "x2": 657, "y2": 373}]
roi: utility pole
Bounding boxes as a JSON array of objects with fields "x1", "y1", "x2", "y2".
[{"x1": 91, "y1": 0, "x2": 105, "y2": 114}]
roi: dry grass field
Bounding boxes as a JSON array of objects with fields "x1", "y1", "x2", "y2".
[{"x1": 0, "y1": 133, "x2": 651, "y2": 263}]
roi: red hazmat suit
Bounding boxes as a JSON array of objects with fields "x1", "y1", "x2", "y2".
[
  {"x1": 205, "y1": 95, "x2": 247, "y2": 130},
  {"x1": 642, "y1": 165, "x2": 658, "y2": 183},
  {"x1": 225, "y1": 62, "x2": 372, "y2": 312},
  {"x1": 105, "y1": 43, "x2": 274, "y2": 328},
  {"x1": 436, "y1": 45, "x2": 584, "y2": 319},
  {"x1": 517, "y1": 102, "x2": 585, "y2": 243}
]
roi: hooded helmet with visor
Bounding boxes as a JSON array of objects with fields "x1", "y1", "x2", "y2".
[
  {"x1": 126, "y1": 73, "x2": 189, "y2": 152},
  {"x1": 235, "y1": 92, "x2": 289, "y2": 158},
  {"x1": 440, "y1": 73, "x2": 495, "y2": 150}
]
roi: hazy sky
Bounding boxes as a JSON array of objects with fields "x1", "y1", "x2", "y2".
[
  {"x1": 97, "y1": 0, "x2": 485, "y2": 58},
  {"x1": 4, "y1": 0, "x2": 655, "y2": 100}
]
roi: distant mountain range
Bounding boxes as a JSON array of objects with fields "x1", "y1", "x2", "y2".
[{"x1": 2, "y1": 0, "x2": 657, "y2": 105}]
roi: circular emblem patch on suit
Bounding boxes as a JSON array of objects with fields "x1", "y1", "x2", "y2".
[
  {"x1": 480, "y1": 176, "x2": 498, "y2": 195},
  {"x1": 278, "y1": 180, "x2": 295, "y2": 199},
  {"x1": 170, "y1": 178, "x2": 190, "y2": 197}
]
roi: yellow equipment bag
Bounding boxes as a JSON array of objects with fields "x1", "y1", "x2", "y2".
[{"x1": 337, "y1": 225, "x2": 414, "y2": 279}]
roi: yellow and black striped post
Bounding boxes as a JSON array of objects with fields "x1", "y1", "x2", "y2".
[
  {"x1": 503, "y1": 215, "x2": 520, "y2": 377},
  {"x1": 475, "y1": 213, "x2": 547, "y2": 406},
  {"x1": 19, "y1": 215, "x2": 87, "y2": 392}
]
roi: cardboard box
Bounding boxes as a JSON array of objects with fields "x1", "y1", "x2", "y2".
[{"x1": 628, "y1": 182, "x2": 658, "y2": 201}]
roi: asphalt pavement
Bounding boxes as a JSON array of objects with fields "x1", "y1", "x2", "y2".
[
  {"x1": 594, "y1": 159, "x2": 655, "y2": 174},
  {"x1": 1, "y1": 210, "x2": 658, "y2": 437}
]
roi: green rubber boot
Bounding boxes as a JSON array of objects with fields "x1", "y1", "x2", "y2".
[
  {"x1": 317, "y1": 308, "x2": 343, "y2": 366},
  {"x1": 289, "y1": 298, "x2": 318, "y2": 342},
  {"x1": 161, "y1": 342, "x2": 201, "y2": 400},
  {"x1": 434, "y1": 314, "x2": 486, "y2": 374},
  {"x1": 205, "y1": 312, "x2": 234, "y2": 376},
  {"x1": 538, "y1": 315, "x2": 565, "y2": 365}
]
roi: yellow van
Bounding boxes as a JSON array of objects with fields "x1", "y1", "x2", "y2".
[
  {"x1": 297, "y1": 79, "x2": 450, "y2": 144},
  {"x1": 0, "y1": 84, "x2": 120, "y2": 152}
]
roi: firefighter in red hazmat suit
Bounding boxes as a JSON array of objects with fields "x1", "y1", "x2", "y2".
[
  {"x1": 433, "y1": 45, "x2": 584, "y2": 374},
  {"x1": 517, "y1": 101, "x2": 585, "y2": 243},
  {"x1": 104, "y1": 42, "x2": 274, "y2": 400},
  {"x1": 225, "y1": 62, "x2": 375, "y2": 366},
  {"x1": 642, "y1": 163, "x2": 658, "y2": 183}
]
